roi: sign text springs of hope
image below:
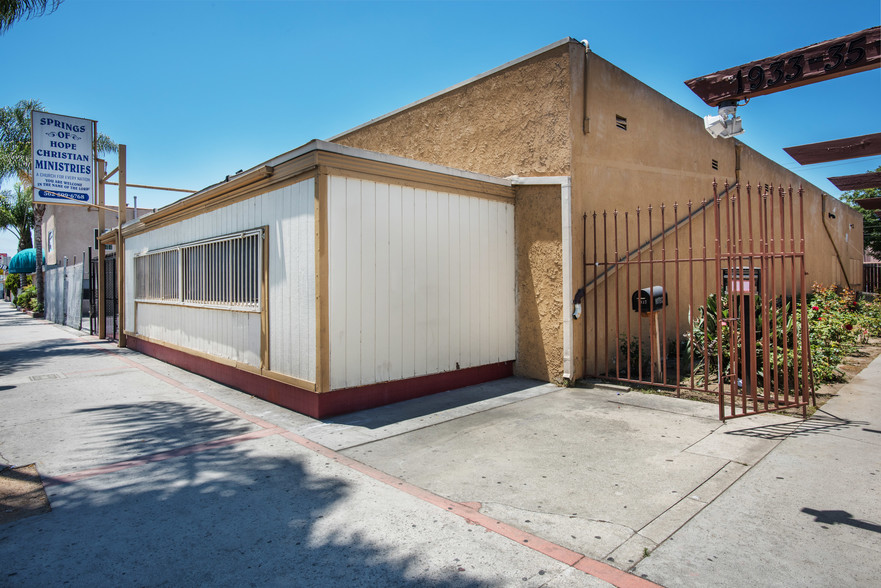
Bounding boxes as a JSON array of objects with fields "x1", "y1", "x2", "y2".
[{"x1": 34, "y1": 116, "x2": 92, "y2": 175}]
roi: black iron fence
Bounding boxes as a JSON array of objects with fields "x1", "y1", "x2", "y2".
[
  {"x1": 89, "y1": 253, "x2": 117, "y2": 340},
  {"x1": 865, "y1": 263, "x2": 881, "y2": 293}
]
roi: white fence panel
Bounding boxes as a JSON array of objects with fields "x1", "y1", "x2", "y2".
[{"x1": 43, "y1": 262, "x2": 84, "y2": 329}]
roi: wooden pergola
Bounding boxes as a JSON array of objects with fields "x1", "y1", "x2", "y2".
[{"x1": 685, "y1": 27, "x2": 881, "y2": 192}]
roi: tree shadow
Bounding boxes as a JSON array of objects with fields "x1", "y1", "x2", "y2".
[
  {"x1": 0, "y1": 404, "x2": 498, "y2": 586},
  {"x1": 0, "y1": 337, "x2": 106, "y2": 377},
  {"x1": 71, "y1": 401, "x2": 257, "y2": 464}
]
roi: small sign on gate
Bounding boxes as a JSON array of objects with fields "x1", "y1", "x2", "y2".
[{"x1": 723, "y1": 267, "x2": 761, "y2": 296}]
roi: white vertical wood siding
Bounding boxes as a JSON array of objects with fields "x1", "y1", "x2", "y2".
[
  {"x1": 125, "y1": 178, "x2": 316, "y2": 382},
  {"x1": 328, "y1": 176, "x2": 515, "y2": 390}
]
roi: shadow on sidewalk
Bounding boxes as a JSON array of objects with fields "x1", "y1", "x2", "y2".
[
  {"x1": 325, "y1": 377, "x2": 548, "y2": 430},
  {"x1": 722, "y1": 410, "x2": 869, "y2": 440},
  {"x1": 0, "y1": 338, "x2": 106, "y2": 377},
  {"x1": 802, "y1": 507, "x2": 881, "y2": 534},
  {"x1": 2, "y1": 419, "x2": 497, "y2": 586}
]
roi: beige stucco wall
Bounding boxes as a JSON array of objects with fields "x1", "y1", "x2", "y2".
[
  {"x1": 569, "y1": 50, "x2": 863, "y2": 379},
  {"x1": 736, "y1": 147, "x2": 863, "y2": 291},
  {"x1": 331, "y1": 39, "x2": 863, "y2": 384},
  {"x1": 514, "y1": 185, "x2": 563, "y2": 383},
  {"x1": 333, "y1": 41, "x2": 576, "y2": 382},
  {"x1": 334, "y1": 43, "x2": 573, "y2": 178}
]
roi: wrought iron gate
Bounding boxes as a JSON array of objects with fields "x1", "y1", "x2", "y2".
[
  {"x1": 582, "y1": 182, "x2": 812, "y2": 420},
  {"x1": 89, "y1": 253, "x2": 118, "y2": 340}
]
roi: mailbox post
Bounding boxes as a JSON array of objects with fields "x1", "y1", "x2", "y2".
[{"x1": 632, "y1": 286, "x2": 668, "y2": 382}]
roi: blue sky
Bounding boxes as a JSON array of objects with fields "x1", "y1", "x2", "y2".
[{"x1": 1, "y1": 0, "x2": 879, "y2": 256}]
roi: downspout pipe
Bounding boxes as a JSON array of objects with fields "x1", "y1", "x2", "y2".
[
  {"x1": 821, "y1": 193, "x2": 852, "y2": 289},
  {"x1": 508, "y1": 175, "x2": 575, "y2": 382}
]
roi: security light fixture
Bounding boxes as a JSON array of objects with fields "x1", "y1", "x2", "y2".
[{"x1": 704, "y1": 101, "x2": 744, "y2": 139}]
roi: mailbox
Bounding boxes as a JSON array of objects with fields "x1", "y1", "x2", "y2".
[{"x1": 632, "y1": 286, "x2": 667, "y2": 313}]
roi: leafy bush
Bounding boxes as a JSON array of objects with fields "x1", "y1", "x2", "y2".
[
  {"x1": 618, "y1": 335, "x2": 652, "y2": 379},
  {"x1": 4, "y1": 273, "x2": 31, "y2": 297},
  {"x1": 688, "y1": 284, "x2": 881, "y2": 387},
  {"x1": 14, "y1": 284, "x2": 36, "y2": 309}
]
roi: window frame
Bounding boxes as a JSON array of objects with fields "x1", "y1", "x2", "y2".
[{"x1": 134, "y1": 228, "x2": 264, "y2": 313}]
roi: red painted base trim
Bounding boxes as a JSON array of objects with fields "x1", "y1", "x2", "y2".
[{"x1": 125, "y1": 336, "x2": 513, "y2": 419}]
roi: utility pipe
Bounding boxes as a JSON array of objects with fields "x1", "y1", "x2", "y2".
[{"x1": 821, "y1": 193, "x2": 852, "y2": 289}]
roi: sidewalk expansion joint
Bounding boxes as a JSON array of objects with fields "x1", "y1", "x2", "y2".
[{"x1": 331, "y1": 390, "x2": 564, "y2": 452}]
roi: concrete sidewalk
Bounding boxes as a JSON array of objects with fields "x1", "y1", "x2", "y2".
[
  {"x1": 1, "y1": 302, "x2": 877, "y2": 586},
  {"x1": 633, "y1": 344, "x2": 881, "y2": 586}
]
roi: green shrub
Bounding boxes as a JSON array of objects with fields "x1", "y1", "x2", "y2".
[
  {"x1": 688, "y1": 284, "x2": 880, "y2": 387},
  {"x1": 4, "y1": 273, "x2": 31, "y2": 297},
  {"x1": 14, "y1": 284, "x2": 36, "y2": 310}
]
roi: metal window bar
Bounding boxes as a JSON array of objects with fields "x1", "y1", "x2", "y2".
[{"x1": 134, "y1": 229, "x2": 262, "y2": 311}]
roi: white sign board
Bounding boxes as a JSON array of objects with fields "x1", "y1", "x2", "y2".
[{"x1": 31, "y1": 111, "x2": 95, "y2": 205}]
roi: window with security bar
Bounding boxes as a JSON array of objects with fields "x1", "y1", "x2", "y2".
[
  {"x1": 134, "y1": 229, "x2": 263, "y2": 311},
  {"x1": 135, "y1": 249, "x2": 179, "y2": 301}
]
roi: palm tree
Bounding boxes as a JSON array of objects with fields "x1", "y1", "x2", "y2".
[
  {"x1": 0, "y1": 183, "x2": 35, "y2": 288},
  {"x1": 0, "y1": 183, "x2": 34, "y2": 250},
  {"x1": 0, "y1": 0, "x2": 63, "y2": 34},
  {"x1": 1, "y1": 98, "x2": 116, "y2": 311}
]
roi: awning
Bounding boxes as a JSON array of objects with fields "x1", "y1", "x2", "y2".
[{"x1": 8, "y1": 249, "x2": 46, "y2": 274}]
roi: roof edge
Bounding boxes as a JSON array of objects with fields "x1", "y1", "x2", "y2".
[
  {"x1": 328, "y1": 37, "x2": 581, "y2": 141},
  {"x1": 128, "y1": 139, "x2": 513, "y2": 231}
]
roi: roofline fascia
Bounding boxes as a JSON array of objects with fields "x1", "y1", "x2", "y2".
[{"x1": 123, "y1": 139, "x2": 513, "y2": 234}]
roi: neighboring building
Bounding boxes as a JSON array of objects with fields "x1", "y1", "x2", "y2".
[
  {"x1": 110, "y1": 39, "x2": 862, "y2": 418},
  {"x1": 41, "y1": 203, "x2": 152, "y2": 268}
]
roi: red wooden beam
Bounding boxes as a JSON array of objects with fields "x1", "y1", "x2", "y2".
[
  {"x1": 784, "y1": 132, "x2": 881, "y2": 165},
  {"x1": 685, "y1": 27, "x2": 880, "y2": 107},
  {"x1": 828, "y1": 172, "x2": 881, "y2": 191},
  {"x1": 855, "y1": 197, "x2": 881, "y2": 210}
]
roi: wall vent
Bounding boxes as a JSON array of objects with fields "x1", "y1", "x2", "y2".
[
  {"x1": 615, "y1": 115, "x2": 627, "y2": 131},
  {"x1": 711, "y1": 159, "x2": 719, "y2": 170}
]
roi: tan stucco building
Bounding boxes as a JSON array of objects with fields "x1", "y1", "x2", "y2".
[
  {"x1": 41, "y1": 203, "x2": 152, "y2": 267},
  {"x1": 331, "y1": 38, "x2": 863, "y2": 386},
  {"x1": 108, "y1": 38, "x2": 862, "y2": 417}
]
